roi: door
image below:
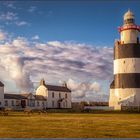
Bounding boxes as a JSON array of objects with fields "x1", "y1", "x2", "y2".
[{"x1": 21, "y1": 100, "x2": 26, "y2": 108}]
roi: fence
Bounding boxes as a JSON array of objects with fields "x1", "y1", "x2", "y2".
[{"x1": 121, "y1": 106, "x2": 140, "y2": 112}]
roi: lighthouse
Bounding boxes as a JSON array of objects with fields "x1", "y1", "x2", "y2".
[{"x1": 109, "y1": 10, "x2": 140, "y2": 110}]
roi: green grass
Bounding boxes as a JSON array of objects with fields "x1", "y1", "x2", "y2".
[{"x1": 0, "y1": 112, "x2": 140, "y2": 138}]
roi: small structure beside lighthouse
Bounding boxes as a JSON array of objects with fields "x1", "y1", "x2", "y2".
[{"x1": 109, "y1": 10, "x2": 140, "y2": 110}]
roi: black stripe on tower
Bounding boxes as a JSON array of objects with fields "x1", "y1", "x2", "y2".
[
  {"x1": 114, "y1": 73, "x2": 140, "y2": 88},
  {"x1": 114, "y1": 43, "x2": 140, "y2": 59}
]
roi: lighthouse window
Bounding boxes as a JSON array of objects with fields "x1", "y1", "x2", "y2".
[{"x1": 125, "y1": 19, "x2": 134, "y2": 24}]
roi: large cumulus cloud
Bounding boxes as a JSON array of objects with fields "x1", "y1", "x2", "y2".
[
  {"x1": 67, "y1": 79, "x2": 108, "y2": 102},
  {"x1": 0, "y1": 35, "x2": 113, "y2": 101}
]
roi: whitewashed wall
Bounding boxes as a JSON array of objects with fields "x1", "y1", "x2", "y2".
[
  {"x1": 4, "y1": 99, "x2": 19, "y2": 108},
  {"x1": 35, "y1": 100, "x2": 46, "y2": 109},
  {"x1": 47, "y1": 91, "x2": 71, "y2": 108},
  {"x1": 3, "y1": 99, "x2": 46, "y2": 110}
]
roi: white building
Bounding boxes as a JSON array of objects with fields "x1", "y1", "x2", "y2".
[
  {"x1": 0, "y1": 79, "x2": 72, "y2": 110},
  {"x1": 36, "y1": 79, "x2": 72, "y2": 108}
]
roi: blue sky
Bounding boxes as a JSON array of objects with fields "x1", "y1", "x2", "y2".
[
  {"x1": 0, "y1": 1, "x2": 140, "y2": 101},
  {"x1": 0, "y1": 1, "x2": 140, "y2": 45}
]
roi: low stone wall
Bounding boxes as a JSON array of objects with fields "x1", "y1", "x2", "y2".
[{"x1": 121, "y1": 106, "x2": 140, "y2": 112}]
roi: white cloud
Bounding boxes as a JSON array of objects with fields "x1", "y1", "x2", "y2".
[
  {"x1": 0, "y1": 12, "x2": 29, "y2": 26},
  {"x1": 67, "y1": 79, "x2": 106, "y2": 101},
  {"x1": 16, "y1": 21, "x2": 29, "y2": 26},
  {"x1": 1, "y1": 56, "x2": 33, "y2": 92},
  {"x1": 12, "y1": 37, "x2": 29, "y2": 47},
  {"x1": 28, "y1": 6, "x2": 37, "y2": 13},
  {"x1": 0, "y1": 38, "x2": 113, "y2": 101},
  {"x1": 32, "y1": 35, "x2": 40, "y2": 40},
  {"x1": 0, "y1": 31, "x2": 7, "y2": 41},
  {"x1": 89, "y1": 82, "x2": 101, "y2": 93},
  {"x1": 3, "y1": 1, "x2": 16, "y2": 9},
  {"x1": 6, "y1": 3, "x2": 16, "y2": 9},
  {"x1": 0, "y1": 12, "x2": 18, "y2": 21}
]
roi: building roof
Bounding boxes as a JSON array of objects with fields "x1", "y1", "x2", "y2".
[
  {"x1": 0, "y1": 81, "x2": 4, "y2": 87},
  {"x1": 4, "y1": 93, "x2": 46, "y2": 101},
  {"x1": 34, "y1": 95, "x2": 46, "y2": 101},
  {"x1": 39, "y1": 79, "x2": 71, "y2": 92},
  {"x1": 21, "y1": 93, "x2": 30, "y2": 97},
  {"x1": 4, "y1": 94, "x2": 27, "y2": 100},
  {"x1": 46, "y1": 85, "x2": 71, "y2": 92}
]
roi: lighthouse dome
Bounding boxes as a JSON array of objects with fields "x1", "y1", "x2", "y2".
[{"x1": 124, "y1": 10, "x2": 135, "y2": 20}]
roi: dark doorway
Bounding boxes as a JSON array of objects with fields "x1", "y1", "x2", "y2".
[
  {"x1": 58, "y1": 102, "x2": 61, "y2": 108},
  {"x1": 21, "y1": 100, "x2": 26, "y2": 108}
]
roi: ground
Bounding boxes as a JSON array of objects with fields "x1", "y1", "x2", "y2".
[{"x1": 0, "y1": 112, "x2": 140, "y2": 138}]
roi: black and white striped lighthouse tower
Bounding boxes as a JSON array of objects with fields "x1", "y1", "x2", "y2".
[{"x1": 109, "y1": 10, "x2": 140, "y2": 110}]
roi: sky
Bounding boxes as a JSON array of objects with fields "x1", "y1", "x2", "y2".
[{"x1": 0, "y1": 0, "x2": 140, "y2": 102}]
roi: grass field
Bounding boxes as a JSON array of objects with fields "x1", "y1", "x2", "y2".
[{"x1": 0, "y1": 112, "x2": 140, "y2": 138}]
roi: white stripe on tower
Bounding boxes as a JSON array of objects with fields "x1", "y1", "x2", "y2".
[{"x1": 114, "y1": 58, "x2": 140, "y2": 74}]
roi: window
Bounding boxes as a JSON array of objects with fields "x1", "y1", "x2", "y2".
[
  {"x1": 52, "y1": 101, "x2": 54, "y2": 107},
  {"x1": 65, "y1": 93, "x2": 67, "y2": 99},
  {"x1": 5, "y1": 100, "x2": 8, "y2": 106},
  {"x1": 42, "y1": 102, "x2": 44, "y2": 107},
  {"x1": 52, "y1": 92, "x2": 54, "y2": 98},
  {"x1": 59, "y1": 93, "x2": 61, "y2": 98},
  {"x1": 16, "y1": 100, "x2": 20, "y2": 106},
  {"x1": 124, "y1": 19, "x2": 134, "y2": 24},
  {"x1": 37, "y1": 101, "x2": 40, "y2": 106},
  {"x1": 66, "y1": 100, "x2": 67, "y2": 108},
  {"x1": 11, "y1": 100, "x2": 14, "y2": 106}
]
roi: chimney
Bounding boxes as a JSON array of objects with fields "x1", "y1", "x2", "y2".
[
  {"x1": 40, "y1": 79, "x2": 45, "y2": 86},
  {"x1": 62, "y1": 81, "x2": 67, "y2": 87}
]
